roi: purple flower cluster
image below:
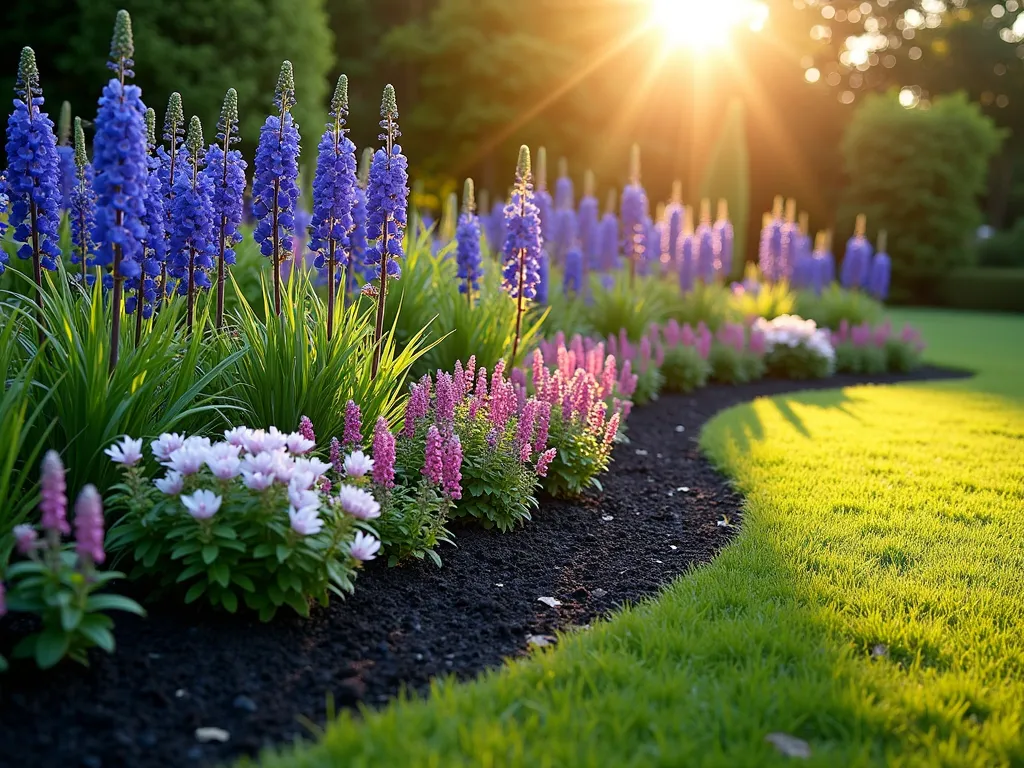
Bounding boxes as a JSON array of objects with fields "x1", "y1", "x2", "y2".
[
  {"x1": 577, "y1": 171, "x2": 600, "y2": 269},
  {"x1": 371, "y1": 417, "x2": 396, "y2": 489},
  {"x1": 69, "y1": 117, "x2": 97, "y2": 281},
  {"x1": 5, "y1": 47, "x2": 63, "y2": 275},
  {"x1": 841, "y1": 226, "x2": 874, "y2": 290},
  {"x1": 868, "y1": 234, "x2": 891, "y2": 300},
  {"x1": 365, "y1": 147, "x2": 409, "y2": 281}
]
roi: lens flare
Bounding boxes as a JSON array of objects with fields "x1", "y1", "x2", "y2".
[{"x1": 649, "y1": 0, "x2": 769, "y2": 51}]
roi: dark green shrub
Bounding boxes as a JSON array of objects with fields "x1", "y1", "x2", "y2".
[
  {"x1": 976, "y1": 221, "x2": 1024, "y2": 268},
  {"x1": 937, "y1": 268, "x2": 1024, "y2": 313},
  {"x1": 840, "y1": 93, "x2": 1003, "y2": 303},
  {"x1": 661, "y1": 345, "x2": 710, "y2": 393}
]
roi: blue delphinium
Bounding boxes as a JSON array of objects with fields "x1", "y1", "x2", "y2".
[
  {"x1": 125, "y1": 108, "x2": 166, "y2": 331},
  {"x1": 253, "y1": 61, "x2": 301, "y2": 315},
  {"x1": 169, "y1": 116, "x2": 215, "y2": 331},
  {"x1": 621, "y1": 145, "x2": 649, "y2": 285},
  {"x1": 664, "y1": 182, "x2": 684, "y2": 272},
  {"x1": 577, "y1": 170, "x2": 600, "y2": 271},
  {"x1": 5, "y1": 47, "x2": 63, "y2": 293},
  {"x1": 68, "y1": 117, "x2": 96, "y2": 284},
  {"x1": 536, "y1": 249, "x2": 550, "y2": 304},
  {"x1": 456, "y1": 178, "x2": 483, "y2": 301},
  {"x1": 92, "y1": 11, "x2": 150, "y2": 371},
  {"x1": 695, "y1": 202, "x2": 717, "y2": 283},
  {"x1": 778, "y1": 201, "x2": 801, "y2": 282},
  {"x1": 156, "y1": 92, "x2": 185, "y2": 302},
  {"x1": 502, "y1": 145, "x2": 543, "y2": 361},
  {"x1": 841, "y1": 215, "x2": 873, "y2": 290},
  {"x1": 678, "y1": 206, "x2": 695, "y2": 293},
  {"x1": 0, "y1": 174, "x2": 9, "y2": 274},
  {"x1": 309, "y1": 76, "x2": 357, "y2": 337},
  {"x1": 484, "y1": 199, "x2": 507, "y2": 254},
  {"x1": 551, "y1": 207, "x2": 577, "y2": 264},
  {"x1": 868, "y1": 231, "x2": 891, "y2": 301},
  {"x1": 597, "y1": 203, "x2": 619, "y2": 275},
  {"x1": 534, "y1": 147, "x2": 554, "y2": 247},
  {"x1": 55, "y1": 100, "x2": 75, "y2": 210},
  {"x1": 713, "y1": 200, "x2": 734, "y2": 279},
  {"x1": 203, "y1": 88, "x2": 247, "y2": 329},
  {"x1": 563, "y1": 244, "x2": 584, "y2": 297},
  {"x1": 367, "y1": 84, "x2": 410, "y2": 376},
  {"x1": 554, "y1": 157, "x2": 574, "y2": 212},
  {"x1": 813, "y1": 232, "x2": 836, "y2": 291}
]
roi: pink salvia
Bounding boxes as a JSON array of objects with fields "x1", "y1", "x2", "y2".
[
  {"x1": 40, "y1": 450, "x2": 70, "y2": 535},
  {"x1": 343, "y1": 400, "x2": 362, "y2": 447},
  {"x1": 517, "y1": 399, "x2": 539, "y2": 462},
  {"x1": 423, "y1": 426, "x2": 444, "y2": 485},
  {"x1": 474, "y1": 366, "x2": 489, "y2": 402},
  {"x1": 534, "y1": 400, "x2": 552, "y2": 453},
  {"x1": 681, "y1": 322, "x2": 695, "y2": 346},
  {"x1": 604, "y1": 412, "x2": 621, "y2": 447},
  {"x1": 490, "y1": 360, "x2": 506, "y2": 397},
  {"x1": 750, "y1": 329, "x2": 766, "y2": 356},
  {"x1": 607, "y1": 333, "x2": 618, "y2": 358},
  {"x1": 74, "y1": 484, "x2": 105, "y2": 564},
  {"x1": 435, "y1": 372, "x2": 456, "y2": 425},
  {"x1": 600, "y1": 355, "x2": 617, "y2": 399},
  {"x1": 588, "y1": 401, "x2": 607, "y2": 437},
  {"x1": 697, "y1": 333, "x2": 711, "y2": 360},
  {"x1": 442, "y1": 435, "x2": 463, "y2": 499},
  {"x1": 453, "y1": 360, "x2": 466, "y2": 401},
  {"x1": 838, "y1": 318, "x2": 850, "y2": 343},
  {"x1": 371, "y1": 418, "x2": 396, "y2": 489},
  {"x1": 403, "y1": 384, "x2": 429, "y2": 438},
  {"x1": 536, "y1": 448, "x2": 557, "y2": 478},
  {"x1": 665, "y1": 319, "x2": 681, "y2": 346},
  {"x1": 570, "y1": 334, "x2": 585, "y2": 365}
]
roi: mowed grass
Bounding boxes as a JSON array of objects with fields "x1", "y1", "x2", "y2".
[{"x1": 254, "y1": 310, "x2": 1024, "y2": 768}]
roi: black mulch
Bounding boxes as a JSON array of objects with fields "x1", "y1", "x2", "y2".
[{"x1": 0, "y1": 366, "x2": 967, "y2": 768}]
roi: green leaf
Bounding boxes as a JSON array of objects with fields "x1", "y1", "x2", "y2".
[
  {"x1": 78, "y1": 623, "x2": 116, "y2": 653},
  {"x1": 85, "y1": 593, "x2": 146, "y2": 616},
  {"x1": 209, "y1": 562, "x2": 230, "y2": 588},
  {"x1": 221, "y1": 591, "x2": 238, "y2": 613},
  {"x1": 184, "y1": 581, "x2": 207, "y2": 604},
  {"x1": 275, "y1": 544, "x2": 291, "y2": 563},
  {"x1": 35, "y1": 628, "x2": 70, "y2": 669},
  {"x1": 202, "y1": 544, "x2": 219, "y2": 564},
  {"x1": 60, "y1": 602, "x2": 84, "y2": 632}
]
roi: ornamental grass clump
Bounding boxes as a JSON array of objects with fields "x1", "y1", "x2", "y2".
[
  {"x1": 4, "y1": 451, "x2": 144, "y2": 669},
  {"x1": 528, "y1": 340, "x2": 628, "y2": 498},
  {"x1": 106, "y1": 422, "x2": 377, "y2": 621},
  {"x1": 754, "y1": 314, "x2": 836, "y2": 379}
]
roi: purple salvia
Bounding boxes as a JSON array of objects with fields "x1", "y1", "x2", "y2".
[
  {"x1": 40, "y1": 450, "x2": 69, "y2": 535},
  {"x1": 442, "y1": 435, "x2": 463, "y2": 500},
  {"x1": 298, "y1": 415, "x2": 316, "y2": 444},
  {"x1": 517, "y1": 399, "x2": 539, "y2": 462},
  {"x1": 329, "y1": 437, "x2": 343, "y2": 474},
  {"x1": 343, "y1": 400, "x2": 362, "y2": 447},
  {"x1": 423, "y1": 426, "x2": 444, "y2": 485},
  {"x1": 533, "y1": 401, "x2": 552, "y2": 454},
  {"x1": 536, "y1": 448, "x2": 557, "y2": 478},
  {"x1": 435, "y1": 372, "x2": 456, "y2": 425},
  {"x1": 371, "y1": 418, "x2": 396, "y2": 489},
  {"x1": 73, "y1": 484, "x2": 105, "y2": 565}
]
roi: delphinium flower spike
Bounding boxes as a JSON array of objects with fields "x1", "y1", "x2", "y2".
[
  {"x1": 841, "y1": 214, "x2": 873, "y2": 290},
  {"x1": 169, "y1": 116, "x2": 215, "y2": 331},
  {"x1": 253, "y1": 61, "x2": 301, "y2": 315},
  {"x1": 577, "y1": 170, "x2": 600, "y2": 272},
  {"x1": 678, "y1": 205, "x2": 696, "y2": 292},
  {"x1": 92, "y1": 11, "x2": 149, "y2": 371},
  {"x1": 868, "y1": 229, "x2": 891, "y2": 301},
  {"x1": 778, "y1": 198, "x2": 800, "y2": 282},
  {"x1": 127, "y1": 107, "x2": 166, "y2": 346},
  {"x1": 344, "y1": 146, "x2": 373, "y2": 298},
  {"x1": 550, "y1": 157, "x2": 576, "y2": 265},
  {"x1": 663, "y1": 181, "x2": 684, "y2": 273},
  {"x1": 621, "y1": 144, "x2": 649, "y2": 286},
  {"x1": 310, "y1": 75, "x2": 357, "y2": 339},
  {"x1": 758, "y1": 195, "x2": 784, "y2": 282},
  {"x1": 157, "y1": 91, "x2": 185, "y2": 304},
  {"x1": 5, "y1": 47, "x2": 62, "y2": 308},
  {"x1": 695, "y1": 198, "x2": 717, "y2": 284},
  {"x1": 501, "y1": 145, "x2": 543, "y2": 362},
  {"x1": 534, "y1": 146, "x2": 553, "y2": 245},
  {"x1": 713, "y1": 199, "x2": 733, "y2": 279},
  {"x1": 456, "y1": 178, "x2": 483, "y2": 303},
  {"x1": 367, "y1": 84, "x2": 410, "y2": 377},
  {"x1": 56, "y1": 100, "x2": 76, "y2": 211},
  {"x1": 70, "y1": 116, "x2": 96, "y2": 284},
  {"x1": 203, "y1": 88, "x2": 247, "y2": 329}
]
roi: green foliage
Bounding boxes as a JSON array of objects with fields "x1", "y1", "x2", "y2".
[
  {"x1": 7, "y1": 268, "x2": 241, "y2": 493},
  {"x1": 631, "y1": 366, "x2": 664, "y2": 407},
  {"x1": 762, "y1": 343, "x2": 834, "y2": 380},
  {"x1": 936, "y1": 267, "x2": 1024, "y2": 313},
  {"x1": 0, "y1": 312, "x2": 55, "y2": 562},
  {"x1": 452, "y1": 406, "x2": 539, "y2": 531},
  {"x1": 664, "y1": 280, "x2": 732, "y2": 331},
  {"x1": 540, "y1": 409, "x2": 617, "y2": 500},
  {"x1": 107, "y1": 459, "x2": 362, "y2": 622},
  {"x1": 885, "y1": 338, "x2": 924, "y2": 374},
  {"x1": 976, "y1": 222, "x2": 1024, "y2": 268},
  {"x1": 707, "y1": 341, "x2": 750, "y2": 385},
  {"x1": 840, "y1": 93, "x2": 1003, "y2": 302},
  {"x1": 228, "y1": 269, "x2": 431, "y2": 437},
  {"x1": 660, "y1": 345, "x2": 710, "y2": 394},
  {"x1": 585, "y1": 273, "x2": 664, "y2": 341},
  {"x1": 834, "y1": 343, "x2": 888, "y2": 375},
  {"x1": 795, "y1": 283, "x2": 884, "y2": 330},
  {"x1": 54, "y1": 0, "x2": 333, "y2": 161},
  {"x1": 699, "y1": 99, "x2": 750, "y2": 277}
]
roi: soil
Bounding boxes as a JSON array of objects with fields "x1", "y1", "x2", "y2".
[{"x1": 0, "y1": 366, "x2": 966, "y2": 768}]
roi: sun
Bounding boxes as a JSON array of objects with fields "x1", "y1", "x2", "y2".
[{"x1": 648, "y1": 0, "x2": 769, "y2": 51}]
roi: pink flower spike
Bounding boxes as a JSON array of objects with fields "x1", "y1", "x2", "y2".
[
  {"x1": 298, "y1": 415, "x2": 316, "y2": 444},
  {"x1": 371, "y1": 418, "x2": 396, "y2": 489},
  {"x1": 330, "y1": 437, "x2": 343, "y2": 474},
  {"x1": 533, "y1": 401, "x2": 552, "y2": 454},
  {"x1": 74, "y1": 485, "x2": 105, "y2": 564},
  {"x1": 436, "y1": 372, "x2": 456, "y2": 425},
  {"x1": 453, "y1": 360, "x2": 467, "y2": 401},
  {"x1": 681, "y1": 323, "x2": 695, "y2": 346},
  {"x1": 536, "y1": 448, "x2": 557, "y2": 478},
  {"x1": 464, "y1": 355, "x2": 476, "y2": 389},
  {"x1": 604, "y1": 412, "x2": 621, "y2": 447},
  {"x1": 343, "y1": 400, "x2": 362, "y2": 447},
  {"x1": 474, "y1": 367, "x2": 489, "y2": 401},
  {"x1": 442, "y1": 435, "x2": 463, "y2": 500},
  {"x1": 40, "y1": 450, "x2": 70, "y2": 535},
  {"x1": 423, "y1": 426, "x2": 444, "y2": 485}
]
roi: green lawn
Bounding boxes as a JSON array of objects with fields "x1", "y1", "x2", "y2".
[{"x1": 254, "y1": 309, "x2": 1024, "y2": 768}]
